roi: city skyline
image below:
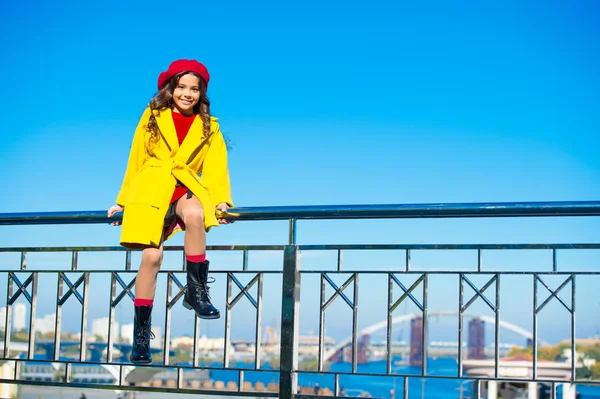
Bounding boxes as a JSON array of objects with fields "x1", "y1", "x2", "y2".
[
  {"x1": 1, "y1": 299, "x2": 594, "y2": 349},
  {"x1": 0, "y1": 307, "x2": 545, "y2": 353}
]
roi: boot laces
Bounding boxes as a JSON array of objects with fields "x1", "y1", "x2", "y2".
[
  {"x1": 135, "y1": 324, "x2": 155, "y2": 349},
  {"x1": 196, "y1": 276, "x2": 216, "y2": 302}
]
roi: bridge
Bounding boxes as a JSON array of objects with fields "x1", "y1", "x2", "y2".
[
  {"x1": 1, "y1": 201, "x2": 599, "y2": 399},
  {"x1": 324, "y1": 311, "x2": 549, "y2": 366}
]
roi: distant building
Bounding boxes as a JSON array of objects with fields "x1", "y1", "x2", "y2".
[
  {"x1": 297, "y1": 335, "x2": 335, "y2": 356},
  {"x1": 34, "y1": 313, "x2": 56, "y2": 335},
  {"x1": 463, "y1": 356, "x2": 580, "y2": 399},
  {"x1": 468, "y1": 317, "x2": 485, "y2": 359},
  {"x1": 561, "y1": 347, "x2": 597, "y2": 368},
  {"x1": 171, "y1": 336, "x2": 195, "y2": 348},
  {"x1": 0, "y1": 308, "x2": 5, "y2": 331},
  {"x1": 92, "y1": 318, "x2": 119, "y2": 341},
  {"x1": 171, "y1": 335, "x2": 224, "y2": 350},
  {"x1": 121, "y1": 324, "x2": 133, "y2": 344},
  {"x1": 409, "y1": 317, "x2": 423, "y2": 367},
  {"x1": 13, "y1": 303, "x2": 27, "y2": 332},
  {"x1": 0, "y1": 304, "x2": 29, "y2": 332},
  {"x1": 197, "y1": 336, "x2": 224, "y2": 350},
  {"x1": 150, "y1": 326, "x2": 162, "y2": 348}
]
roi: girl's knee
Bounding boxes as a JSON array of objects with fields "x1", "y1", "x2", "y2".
[
  {"x1": 141, "y1": 248, "x2": 163, "y2": 268},
  {"x1": 182, "y1": 206, "x2": 204, "y2": 227}
]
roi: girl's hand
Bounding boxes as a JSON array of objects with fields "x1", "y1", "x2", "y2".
[
  {"x1": 216, "y1": 202, "x2": 232, "y2": 224},
  {"x1": 107, "y1": 205, "x2": 124, "y2": 226}
]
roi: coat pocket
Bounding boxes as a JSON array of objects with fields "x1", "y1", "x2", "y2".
[{"x1": 128, "y1": 164, "x2": 172, "y2": 208}]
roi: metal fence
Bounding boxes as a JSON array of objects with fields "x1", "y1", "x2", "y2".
[{"x1": 0, "y1": 200, "x2": 599, "y2": 399}]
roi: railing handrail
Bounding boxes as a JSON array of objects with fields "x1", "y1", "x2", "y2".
[{"x1": 0, "y1": 200, "x2": 600, "y2": 225}]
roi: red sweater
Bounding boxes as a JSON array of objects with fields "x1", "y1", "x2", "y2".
[{"x1": 169, "y1": 111, "x2": 196, "y2": 204}]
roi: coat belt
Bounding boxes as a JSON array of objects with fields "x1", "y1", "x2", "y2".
[
  {"x1": 143, "y1": 158, "x2": 206, "y2": 188},
  {"x1": 143, "y1": 158, "x2": 214, "y2": 215}
]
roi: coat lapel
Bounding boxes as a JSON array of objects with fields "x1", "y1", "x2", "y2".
[
  {"x1": 177, "y1": 115, "x2": 208, "y2": 163},
  {"x1": 153, "y1": 108, "x2": 180, "y2": 153}
]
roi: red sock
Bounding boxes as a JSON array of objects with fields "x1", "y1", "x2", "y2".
[
  {"x1": 186, "y1": 254, "x2": 206, "y2": 263},
  {"x1": 134, "y1": 298, "x2": 154, "y2": 307}
]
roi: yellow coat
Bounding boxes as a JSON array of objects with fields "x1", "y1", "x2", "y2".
[{"x1": 115, "y1": 107, "x2": 233, "y2": 249}]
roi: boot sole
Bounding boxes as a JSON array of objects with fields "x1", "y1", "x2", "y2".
[
  {"x1": 183, "y1": 299, "x2": 221, "y2": 319},
  {"x1": 130, "y1": 358, "x2": 152, "y2": 364}
]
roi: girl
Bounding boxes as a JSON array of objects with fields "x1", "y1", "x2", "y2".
[{"x1": 107, "y1": 59, "x2": 234, "y2": 364}]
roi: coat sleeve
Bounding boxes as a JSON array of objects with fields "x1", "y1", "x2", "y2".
[
  {"x1": 201, "y1": 121, "x2": 234, "y2": 207},
  {"x1": 115, "y1": 108, "x2": 151, "y2": 207}
]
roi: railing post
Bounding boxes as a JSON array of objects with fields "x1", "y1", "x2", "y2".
[{"x1": 279, "y1": 245, "x2": 301, "y2": 399}]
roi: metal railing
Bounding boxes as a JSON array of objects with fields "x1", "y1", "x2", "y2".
[{"x1": 0, "y1": 200, "x2": 599, "y2": 399}]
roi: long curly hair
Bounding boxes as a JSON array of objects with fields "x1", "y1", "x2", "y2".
[{"x1": 146, "y1": 71, "x2": 211, "y2": 146}]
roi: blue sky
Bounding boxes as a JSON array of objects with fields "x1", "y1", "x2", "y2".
[{"x1": 0, "y1": 0, "x2": 599, "y2": 345}]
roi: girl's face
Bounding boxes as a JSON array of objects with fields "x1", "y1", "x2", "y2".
[{"x1": 172, "y1": 73, "x2": 201, "y2": 115}]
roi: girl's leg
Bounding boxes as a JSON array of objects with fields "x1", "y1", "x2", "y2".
[
  {"x1": 131, "y1": 244, "x2": 164, "y2": 364},
  {"x1": 175, "y1": 193, "x2": 206, "y2": 257},
  {"x1": 135, "y1": 245, "x2": 164, "y2": 300},
  {"x1": 176, "y1": 193, "x2": 220, "y2": 319}
]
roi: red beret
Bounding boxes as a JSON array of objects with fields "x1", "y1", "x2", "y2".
[{"x1": 157, "y1": 59, "x2": 210, "y2": 90}]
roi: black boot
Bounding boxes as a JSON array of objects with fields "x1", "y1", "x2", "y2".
[
  {"x1": 182, "y1": 260, "x2": 220, "y2": 319},
  {"x1": 130, "y1": 305, "x2": 154, "y2": 364}
]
